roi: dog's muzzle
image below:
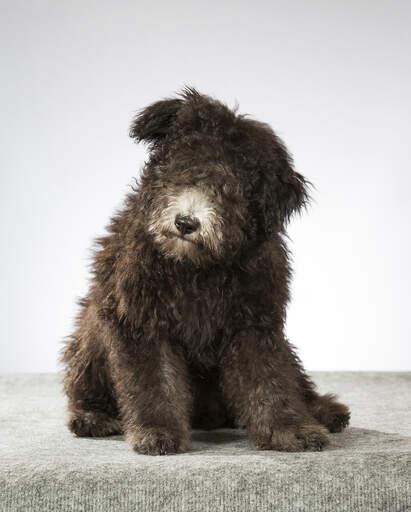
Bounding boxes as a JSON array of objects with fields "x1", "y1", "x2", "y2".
[{"x1": 147, "y1": 186, "x2": 225, "y2": 262}]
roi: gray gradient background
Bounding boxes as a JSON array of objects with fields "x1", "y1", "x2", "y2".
[{"x1": 1, "y1": 1, "x2": 410, "y2": 372}]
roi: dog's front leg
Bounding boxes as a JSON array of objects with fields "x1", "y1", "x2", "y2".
[
  {"x1": 109, "y1": 332, "x2": 192, "y2": 455},
  {"x1": 221, "y1": 328, "x2": 329, "y2": 451}
]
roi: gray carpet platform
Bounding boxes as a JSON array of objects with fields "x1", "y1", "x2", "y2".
[{"x1": 1, "y1": 373, "x2": 410, "y2": 511}]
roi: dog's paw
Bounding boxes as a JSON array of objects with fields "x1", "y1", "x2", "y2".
[
  {"x1": 68, "y1": 410, "x2": 122, "y2": 437},
  {"x1": 255, "y1": 429, "x2": 304, "y2": 452},
  {"x1": 127, "y1": 427, "x2": 190, "y2": 455},
  {"x1": 323, "y1": 398, "x2": 350, "y2": 433},
  {"x1": 252, "y1": 424, "x2": 329, "y2": 452},
  {"x1": 295, "y1": 424, "x2": 329, "y2": 451},
  {"x1": 311, "y1": 394, "x2": 350, "y2": 433},
  {"x1": 326, "y1": 408, "x2": 350, "y2": 433}
]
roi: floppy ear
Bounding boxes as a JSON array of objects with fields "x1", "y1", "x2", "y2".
[
  {"x1": 129, "y1": 98, "x2": 183, "y2": 145},
  {"x1": 260, "y1": 137, "x2": 310, "y2": 237}
]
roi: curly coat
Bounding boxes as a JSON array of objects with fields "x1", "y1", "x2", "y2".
[{"x1": 62, "y1": 88, "x2": 350, "y2": 455}]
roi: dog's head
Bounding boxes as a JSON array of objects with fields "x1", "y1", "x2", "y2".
[{"x1": 130, "y1": 88, "x2": 309, "y2": 265}]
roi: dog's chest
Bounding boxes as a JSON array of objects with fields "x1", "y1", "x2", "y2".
[
  {"x1": 163, "y1": 272, "x2": 230, "y2": 356},
  {"x1": 168, "y1": 288, "x2": 225, "y2": 337}
]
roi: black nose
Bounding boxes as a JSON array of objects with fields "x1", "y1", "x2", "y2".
[{"x1": 175, "y1": 215, "x2": 200, "y2": 235}]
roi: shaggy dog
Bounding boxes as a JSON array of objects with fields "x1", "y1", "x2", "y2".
[{"x1": 62, "y1": 88, "x2": 350, "y2": 455}]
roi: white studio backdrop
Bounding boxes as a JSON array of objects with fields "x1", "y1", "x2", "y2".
[{"x1": 1, "y1": 0, "x2": 410, "y2": 372}]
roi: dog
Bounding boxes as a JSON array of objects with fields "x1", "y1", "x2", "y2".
[{"x1": 62, "y1": 88, "x2": 350, "y2": 455}]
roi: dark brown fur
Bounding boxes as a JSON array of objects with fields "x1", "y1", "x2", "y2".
[{"x1": 62, "y1": 88, "x2": 350, "y2": 455}]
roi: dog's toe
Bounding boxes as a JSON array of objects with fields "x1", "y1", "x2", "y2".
[
  {"x1": 296, "y1": 424, "x2": 329, "y2": 451},
  {"x1": 253, "y1": 425, "x2": 329, "y2": 452},
  {"x1": 327, "y1": 411, "x2": 351, "y2": 433},
  {"x1": 68, "y1": 410, "x2": 121, "y2": 437},
  {"x1": 311, "y1": 395, "x2": 351, "y2": 433},
  {"x1": 127, "y1": 427, "x2": 189, "y2": 456},
  {"x1": 268, "y1": 430, "x2": 305, "y2": 452}
]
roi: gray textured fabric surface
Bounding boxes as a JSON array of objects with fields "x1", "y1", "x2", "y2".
[{"x1": 0, "y1": 372, "x2": 410, "y2": 512}]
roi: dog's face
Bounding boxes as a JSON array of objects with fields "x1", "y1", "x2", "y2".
[
  {"x1": 142, "y1": 160, "x2": 248, "y2": 265},
  {"x1": 130, "y1": 88, "x2": 309, "y2": 265}
]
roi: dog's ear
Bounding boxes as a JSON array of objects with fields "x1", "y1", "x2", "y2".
[
  {"x1": 260, "y1": 136, "x2": 310, "y2": 237},
  {"x1": 129, "y1": 98, "x2": 183, "y2": 145}
]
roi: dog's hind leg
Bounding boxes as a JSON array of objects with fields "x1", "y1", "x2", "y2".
[
  {"x1": 294, "y1": 365, "x2": 350, "y2": 433},
  {"x1": 62, "y1": 325, "x2": 121, "y2": 438},
  {"x1": 68, "y1": 410, "x2": 121, "y2": 437},
  {"x1": 306, "y1": 393, "x2": 350, "y2": 433}
]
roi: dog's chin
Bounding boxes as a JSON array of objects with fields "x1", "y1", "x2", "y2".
[
  {"x1": 154, "y1": 231, "x2": 214, "y2": 265},
  {"x1": 167, "y1": 232, "x2": 197, "y2": 244}
]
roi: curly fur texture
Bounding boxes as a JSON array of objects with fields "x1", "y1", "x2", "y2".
[{"x1": 62, "y1": 88, "x2": 350, "y2": 455}]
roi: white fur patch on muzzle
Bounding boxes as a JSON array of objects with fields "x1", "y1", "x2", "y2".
[{"x1": 148, "y1": 187, "x2": 223, "y2": 261}]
